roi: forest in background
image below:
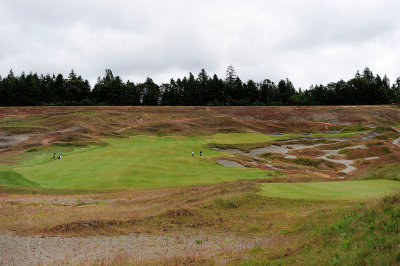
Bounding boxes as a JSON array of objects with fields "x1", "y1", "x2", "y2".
[{"x1": 0, "y1": 66, "x2": 399, "y2": 106}]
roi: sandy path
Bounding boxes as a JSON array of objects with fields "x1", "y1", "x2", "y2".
[{"x1": 0, "y1": 231, "x2": 269, "y2": 265}]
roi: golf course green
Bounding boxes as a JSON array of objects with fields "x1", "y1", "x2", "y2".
[
  {"x1": 260, "y1": 180, "x2": 400, "y2": 200},
  {"x1": 6, "y1": 133, "x2": 280, "y2": 189}
]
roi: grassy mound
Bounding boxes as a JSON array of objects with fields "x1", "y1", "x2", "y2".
[
  {"x1": 312, "y1": 194, "x2": 400, "y2": 265},
  {"x1": 241, "y1": 193, "x2": 400, "y2": 265},
  {"x1": 0, "y1": 170, "x2": 40, "y2": 187},
  {"x1": 360, "y1": 164, "x2": 400, "y2": 181}
]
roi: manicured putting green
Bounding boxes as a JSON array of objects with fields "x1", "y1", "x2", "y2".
[
  {"x1": 260, "y1": 180, "x2": 400, "y2": 200},
  {"x1": 12, "y1": 134, "x2": 279, "y2": 189}
]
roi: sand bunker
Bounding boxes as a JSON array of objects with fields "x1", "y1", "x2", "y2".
[
  {"x1": 393, "y1": 137, "x2": 400, "y2": 146},
  {"x1": 392, "y1": 128, "x2": 400, "y2": 146},
  {"x1": 216, "y1": 143, "x2": 323, "y2": 159},
  {"x1": 0, "y1": 132, "x2": 30, "y2": 151},
  {"x1": 365, "y1": 157, "x2": 379, "y2": 161},
  {"x1": 216, "y1": 139, "x2": 370, "y2": 174},
  {"x1": 217, "y1": 159, "x2": 244, "y2": 167},
  {"x1": 319, "y1": 145, "x2": 367, "y2": 173},
  {"x1": 361, "y1": 132, "x2": 380, "y2": 140}
]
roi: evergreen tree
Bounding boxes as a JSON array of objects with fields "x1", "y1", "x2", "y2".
[
  {"x1": 277, "y1": 78, "x2": 296, "y2": 104},
  {"x1": 124, "y1": 80, "x2": 141, "y2": 105},
  {"x1": 197, "y1": 69, "x2": 209, "y2": 105},
  {"x1": 260, "y1": 79, "x2": 278, "y2": 105},
  {"x1": 245, "y1": 80, "x2": 258, "y2": 104},
  {"x1": 140, "y1": 78, "x2": 160, "y2": 105},
  {"x1": 392, "y1": 78, "x2": 400, "y2": 103},
  {"x1": 65, "y1": 70, "x2": 90, "y2": 104}
]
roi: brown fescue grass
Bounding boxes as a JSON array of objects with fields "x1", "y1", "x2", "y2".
[
  {"x1": 0, "y1": 180, "x2": 355, "y2": 240},
  {"x1": 0, "y1": 181, "x2": 258, "y2": 236}
]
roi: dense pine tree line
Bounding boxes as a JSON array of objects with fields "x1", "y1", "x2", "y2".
[{"x1": 0, "y1": 66, "x2": 399, "y2": 106}]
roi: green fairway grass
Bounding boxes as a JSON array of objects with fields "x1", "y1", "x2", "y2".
[
  {"x1": 0, "y1": 170, "x2": 40, "y2": 187},
  {"x1": 260, "y1": 180, "x2": 400, "y2": 200},
  {"x1": 0, "y1": 131, "x2": 370, "y2": 190},
  {"x1": 6, "y1": 133, "x2": 281, "y2": 189}
]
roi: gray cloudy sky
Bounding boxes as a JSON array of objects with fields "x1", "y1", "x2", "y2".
[{"x1": 1, "y1": 0, "x2": 399, "y2": 89}]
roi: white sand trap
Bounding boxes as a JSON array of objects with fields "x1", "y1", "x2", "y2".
[
  {"x1": 216, "y1": 141, "x2": 369, "y2": 174},
  {"x1": 249, "y1": 143, "x2": 322, "y2": 157},
  {"x1": 0, "y1": 133, "x2": 30, "y2": 151},
  {"x1": 365, "y1": 157, "x2": 380, "y2": 161},
  {"x1": 250, "y1": 145, "x2": 291, "y2": 156},
  {"x1": 392, "y1": 128, "x2": 400, "y2": 146},
  {"x1": 217, "y1": 159, "x2": 244, "y2": 167},
  {"x1": 393, "y1": 137, "x2": 400, "y2": 146},
  {"x1": 319, "y1": 150, "x2": 356, "y2": 173},
  {"x1": 319, "y1": 145, "x2": 367, "y2": 174}
]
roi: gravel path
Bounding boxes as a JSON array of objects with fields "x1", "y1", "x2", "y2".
[{"x1": 0, "y1": 231, "x2": 269, "y2": 265}]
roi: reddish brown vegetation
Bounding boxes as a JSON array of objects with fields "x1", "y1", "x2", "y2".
[{"x1": 287, "y1": 148, "x2": 325, "y2": 157}]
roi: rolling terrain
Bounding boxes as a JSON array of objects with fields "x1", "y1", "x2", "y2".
[{"x1": 1, "y1": 105, "x2": 400, "y2": 265}]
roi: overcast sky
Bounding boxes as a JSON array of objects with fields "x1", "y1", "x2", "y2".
[{"x1": 1, "y1": 0, "x2": 399, "y2": 89}]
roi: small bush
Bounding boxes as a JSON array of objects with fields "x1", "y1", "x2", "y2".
[
  {"x1": 76, "y1": 201, "x2": 88, "y2": 207},
  {"x1": 214, "y1": 198, "x2": 240, "y2": 209},
  {"x1": 339, "y1": 149, "x2": 351, "y2": 154},
  {"x1": 292, "y1": 158, "x2": 320, "y2": 167}
]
